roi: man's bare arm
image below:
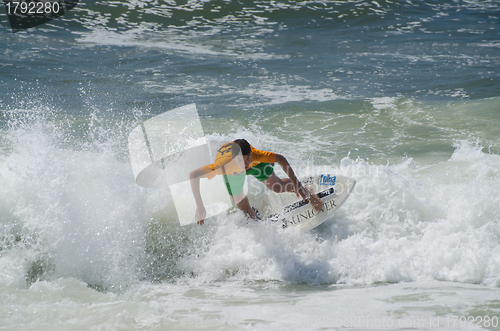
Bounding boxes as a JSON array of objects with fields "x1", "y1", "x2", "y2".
[
  {"x1": 274, "y1": 154, "x2": 306, "y2": 198},
  {"x1": 190, "y1": 167, "x2": 207, "y2": 224},
  {"x1": 275, "y1": 154, "x2": 322, "y2": 212}
]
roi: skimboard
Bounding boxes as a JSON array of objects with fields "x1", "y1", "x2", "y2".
[{"x1": 250, "y1": 174, "x2": 355, "y2": 233}]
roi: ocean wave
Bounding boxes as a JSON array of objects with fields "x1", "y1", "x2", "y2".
[
  {"x1": 1, "y1": 98, "x2": 499, "y2": 290},
  {"x1": 178, "y1": 141, "x2": 500, "y2": 286},
  {"x1": 60, "y1": 0, "x2": 499, "y2": 32}
]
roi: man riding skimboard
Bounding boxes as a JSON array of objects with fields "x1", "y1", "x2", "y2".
[{"x1": 190, "y1": 139, "x2": 322, "y2": 224}]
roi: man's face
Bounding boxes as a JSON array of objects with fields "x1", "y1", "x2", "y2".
[
  {"x1": 233, "y1": 153, "x2": 252, "y2": 172},
  {"x1": 243, "y1": 154, "x2": 251, "y2": 170}
]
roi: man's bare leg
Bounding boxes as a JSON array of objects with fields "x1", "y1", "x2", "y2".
[
  {"x1": 235, "y1": 195, "x2": 257, "y2": 219},
  {"x1": 263, "y1": 173, "x2": 295, "y2": 193}
]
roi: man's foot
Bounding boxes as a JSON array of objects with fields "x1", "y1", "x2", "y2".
[
  {"x1": 251, "y1": 207, "x2": 261, "y2": 221},
  {"x1": 305, "y1": 186, "x2": 323, "y2": 212}
]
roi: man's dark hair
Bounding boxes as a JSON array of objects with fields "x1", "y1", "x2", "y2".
[{"x1": 233, "y1": 139, "x2": 251, "y2": 155}]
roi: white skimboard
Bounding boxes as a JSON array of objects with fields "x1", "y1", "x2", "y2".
[{"x1": 250, "y1": 174, "x2": 355, "y2": 233}]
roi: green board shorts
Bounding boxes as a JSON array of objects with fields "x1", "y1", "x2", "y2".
[
  {"x1": 247, "y1": 162, "x2": 274, "y2": 181},
  {"x1": 224, "y1": 162, "x2": 274, "y2": 196}
]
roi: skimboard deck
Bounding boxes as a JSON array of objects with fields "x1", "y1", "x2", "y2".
[{"x1": 250, "y1": 174, "x2": 355, "y2": 233}]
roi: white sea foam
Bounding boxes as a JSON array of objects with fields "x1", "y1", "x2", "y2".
[
  {"x1": 0, "y1": 117, "x2": 148, "y2": 291},
  {"x1": 74, "y1": 26, "x2": 288, "y2": 61},
  {"x1": 238, "y1": 84, "x2": 340, "y2": 105}
]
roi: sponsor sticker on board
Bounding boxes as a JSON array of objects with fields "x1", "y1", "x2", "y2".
[{"x1": 320, "y1": 174, "x2": 336, "y2": 186}]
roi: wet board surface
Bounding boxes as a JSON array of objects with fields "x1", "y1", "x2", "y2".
[{"x1": 250, "y1": 175, "x2": 356, "y2": 233}]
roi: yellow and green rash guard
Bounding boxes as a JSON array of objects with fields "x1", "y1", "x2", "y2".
[{"x1": 201, "y1": 142, "x2": 276, "y2": 180}]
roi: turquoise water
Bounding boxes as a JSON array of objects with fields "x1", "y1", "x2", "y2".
[{"x1": 1, "y1": 1, "x2": 500, "y2": 330}]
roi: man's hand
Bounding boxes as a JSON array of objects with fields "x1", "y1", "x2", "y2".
[
  {"x1": 195, "y1": 205, "x2": 206, "y2": 225},
  {"x1": 308, "y1": 189, "x2": 323, "y2": 213},
  {"x1": 296, "y1": 184, "x2": 323, "y2": 213}
]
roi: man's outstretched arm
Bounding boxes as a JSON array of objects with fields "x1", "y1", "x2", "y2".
[
  {"x1": 274, "y1": 154, "x2": 306, "y2": 198},
  {"x1": 274, "y1": 153, "x2": 323, "y2": 212},
  {"x1": 190, "y1": 167, "x2": 207, "y2": 225}
]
